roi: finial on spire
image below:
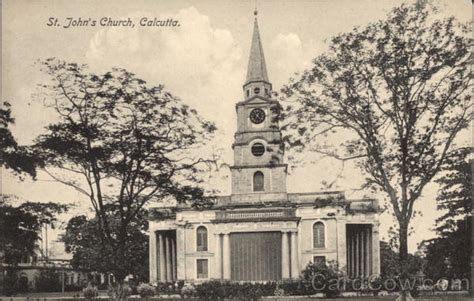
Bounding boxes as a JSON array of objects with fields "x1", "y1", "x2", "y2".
[{"x1": 245, "y1": 4, "x2": 269, "y2": 85}]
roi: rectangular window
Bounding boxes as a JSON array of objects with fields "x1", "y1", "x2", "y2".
[
  {"x1": 196, "y1": 259, "x2": 208, "y2": 279},
  {"x1": 313, "y1": 256, "x2": 326, "y2": 266}
]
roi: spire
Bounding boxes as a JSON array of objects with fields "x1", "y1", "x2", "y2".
[{"x1": 245, "y1": 10, "x2": 269, "y2": 85}]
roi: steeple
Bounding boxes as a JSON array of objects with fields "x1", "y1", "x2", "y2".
[
  {"x1": 230, "y1": 8, "x2": 287, "y2": 198},
  {"x1": 243, "y1": 9, "x2": 272, "y2": 100},
  {"x1": 245, "y1": 9, "x2": 269, "y2": 85}
]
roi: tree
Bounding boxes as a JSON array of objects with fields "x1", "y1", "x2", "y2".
[
  {"x1": 61, "y1": 213, "x2": 149, "y2": 282},
  {"x1": 0, "y1": 102, "x2": 39, "y2": 177},
  {"x1": 434, "y1": 147, "x2": 472, "y2": 233},
  {"x1": 423, "y1": 147, "x2": 472, "y2": 283},
  {"x1": 33, "y1": 58, "x2": 216, "y2": 281},
  {"x1": 380, "y1": 241, "x2": 423, "y2": 279},
  {"x1": 0, "y1": 196, "x2": 68, "y2": 295},
  {"x1": 281, "y1": 1, "x2": 471, "y2": 279}
]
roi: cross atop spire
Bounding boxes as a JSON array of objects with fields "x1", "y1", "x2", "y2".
[{"x1": 245, "y1": 12, "x2": 269, "y2": 85}]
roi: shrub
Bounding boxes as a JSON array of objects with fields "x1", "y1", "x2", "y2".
[
  {"x1": 82, "y1": 283, "x2": 98, "y2": 300},
  {"x1": 107, "y1": 283, "x2": 132, "y2": 301},
  {"x1": 155, "y1": 281, "x2": 183, "y2": 295},
  {"x1": 300, "y1": 260, "x2": 345, "y2": 297},
  {"x1": 180, "y1": 282, "x2": 196, "y2": 297},
  {"x1": 35, "y1": 269, "x2": 61, "y2": 292},
  {"x1": 137, "y1": 283, "x2": 155, "y2": 298}
]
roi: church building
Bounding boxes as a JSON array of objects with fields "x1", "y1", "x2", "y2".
[{"x1": 148, "y1": 12, "x2": 380, "y2": 283}]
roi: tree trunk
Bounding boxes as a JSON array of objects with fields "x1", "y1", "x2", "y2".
[{"x1": 398, "y1": 219, "x2": 410, "y2": 301}]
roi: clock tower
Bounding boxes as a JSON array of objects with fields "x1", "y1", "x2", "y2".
[{"x1": 231, "y1": 10, "x2": 287, "y2": 200}]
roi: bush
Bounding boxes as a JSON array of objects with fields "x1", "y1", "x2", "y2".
[
  {"x1": 137, "y1": 283, "x2": 155, "y2": 298},
  {"x1": 35, "y1": 269, "x2": 61, "y2": 292},
  {"x1": 299, "y1": 260, "x2": 345, "y2": 297},
  {"x1": 155, "y1": 281, "x2": 183, "y2": 295},
  {"x1": 191, "y1": 281, "x2": 276, "y2": 300},
  {"x1": 180, "y1": 282, "x2": 196, "y2": 297},
  {"x1": 107, "y1": 283, "x2": 132, "y2": 301},
  {"x1": 82, "y1": 283, "x2": 98, "y2": 300}
]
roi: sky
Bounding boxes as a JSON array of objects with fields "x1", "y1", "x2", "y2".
[{"x1": 1, "y1": 0, "x2": 471, "y2": 257}]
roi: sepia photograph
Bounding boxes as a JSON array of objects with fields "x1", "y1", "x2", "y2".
[{"x1": 1, "y1": 0, "x2": 472, "y2": 300}]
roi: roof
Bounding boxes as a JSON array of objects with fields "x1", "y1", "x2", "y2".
[{"x1": 245, "y1": 16, "x2": 269, "y2": 85}]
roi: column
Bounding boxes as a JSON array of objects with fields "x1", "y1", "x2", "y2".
[
  {"x1": 171, "y1": 237, "x2": 177, "y2": 281},
  {"x1": 355, "y1": 232, "x2": 359, "y2": 277},
  {"x1": 371, "y1": 224, "x2": 381, "y2": 275},
  {"x1": 158, "y1": 233, "x2": 166, "y2": 281},
  {"x1": 365, "y1": 227, "x2": 371, "y2": 276},
  {"x1": 337, "y1": 221, "x2": 347, "y2": 274},
  {"x1": 149, "y1": 231, "x2": 157, "y2": 282},
  {"x1": 176, "y1": 225, "x2": 186, "y2": 280},
  {"x1": 166, "y1": 235, "x2": 173, "y2": 281},
  {"x1": 215, "y1": 233, "x2": 222, "y2": 279},
  {"x1": 360, "y1": 230, "x2": 365, "y2": 278},
  {"x1": 290, "y1": 231, "x2": 299, "y2": 279},
  {"x1": 350, "y1": 232, "x2": 355, "y2": 278},
  {"x1": 222, "y1": 233, "x2": 231, "y2": 280},
  {"x1": 281, "y1": 231, "x2": 290, "y2": 279}
]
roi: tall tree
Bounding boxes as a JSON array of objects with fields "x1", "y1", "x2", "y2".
[
  {"x1": 61, "y1": 213, "x2": 149, "y2": 282},
  {"x1": 423, "y1": 147, "x2": 472, "y2": 283},
  {"x1": 33, "y1": 58, "x2": 216, "y2": 281},
  {"x1": 434, "y1": 147, "x2": 472, "y2": 233},
  {"x1": 281, "y1": 1, "x2": 471, "y2": 279},
  {"x1": 0, "y1": 102, "x2": 38, "y2": 177}
]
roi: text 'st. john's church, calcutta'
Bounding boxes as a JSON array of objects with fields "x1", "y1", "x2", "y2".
[{"x1": 148, "y1": 11, "x2": 380, "y2": 282}]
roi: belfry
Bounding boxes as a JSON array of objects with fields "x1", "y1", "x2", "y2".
[{"x1": 148, "y1": 10, "x2": 380, "y2": 282}]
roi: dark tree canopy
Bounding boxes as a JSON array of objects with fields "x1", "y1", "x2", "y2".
[
  {"x1": 434, "y1": 146, "x2": 472, "y2": 233},
  {"x1": 423, "y1": 147, "x2": 472, "y2": 282},
  {"x1": 281, "y1": 1, "x2": 471, "y2": 275},
  {"x1": 61, "y1": 213, "x2": 149, "y2": 281},
  {"x1": 33, "y1": 58, "x2": 216, "y2": 280},
  {"x1": 0, "y1": 196, "x2": 68, "y2": 265},
  {"x1": 0, "y1": 102, "x2": 39, "y2": 178}
]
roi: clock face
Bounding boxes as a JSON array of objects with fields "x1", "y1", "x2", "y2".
[{"x1": 250, "y1": 108, "x2": 265, "y2": 124}]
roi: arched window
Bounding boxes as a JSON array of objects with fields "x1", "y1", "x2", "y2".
[
  {"x1": 196, "y1": 226, "x2": 208, "y2": 251},
  {"x1": 313, "y1": 222, "x2": 325, "y2": 248},
  {"x1": 253, "y1": 171, "x2": 264, "y2": 192}
]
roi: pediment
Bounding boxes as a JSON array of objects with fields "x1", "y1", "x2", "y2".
[{"x1": 236, "y1": 95, "x2": 278, "y2": 107}]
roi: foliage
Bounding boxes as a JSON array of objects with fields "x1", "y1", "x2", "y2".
[
  {"x1": 107, "y1": 283, "x2": 132, "y2": 301},
  {"x1": 155, "y1": 281, "x2": 183, "y2": 295},
  {"x1": 423, "y1": 216, "x2": 471, "y2": 283},
  {"x1": 0, "y1": 101, "x2": 39, "y2": 178},
  {"x1": 35, "y1": 269, "x2": 61, "y2": 293},
  {"x1": 281, "y1": 1, "x2": 471, "y2": 277},
  {"x1": 61, "y1": 213, "x2": 148, "y2": 282},
  {"x1": 180, "y1": 282, "x2": 196, "y2": 297},
  {"x1": 192, "y1": 280, "x2": 275, "y2": 300},
  {"x1": 82, "y1": 283, "x2": 99, "y2": 300},
  {"x1": 380, "y1": 241, "x2": 423, "y2": 279},
  {"x1": 33, "y1": 58, "x2": 216, "y2": 281},
  {"x1": 422, "y1": 147, "x2": 472, "y2": 283},
  {"x1": 434, "y1": 147, "x2": 472, "y2": 233},
  {"x1": 2, "y1": 268, "x2": 20, "y2": 296},
  {"x1": 136, "y1": 283, "x2": 155, "y2": 298},
  {"x1": 299, "y1": 260, "x2": 345, "y2": 297},
  {"x1": 0, "y1": 195, "x2": 68, "y2": 265}
]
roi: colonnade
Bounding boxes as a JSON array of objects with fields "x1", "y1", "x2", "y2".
[
  {"x1": 347, "y1": 225, "x2": 373, "y2": 278},
  {"x1": 149, "y1": 230, "x2": 177, "y2": 282}
]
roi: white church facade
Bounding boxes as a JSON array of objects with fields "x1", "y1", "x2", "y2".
[{"x1": 148, "y1": 13, "x2": 380, "y2": 283}]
